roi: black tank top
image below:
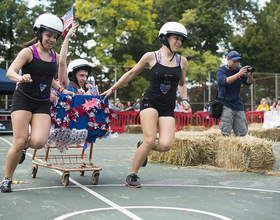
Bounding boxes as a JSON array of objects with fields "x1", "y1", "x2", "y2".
[
  {"x1": 18, "y1": 46, "x2": 57, "y2": 100},
  {"x1": 144, "y1": 51, "x2": 181, "y2": 111}
]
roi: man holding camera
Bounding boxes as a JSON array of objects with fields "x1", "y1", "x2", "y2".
[{"x1": 217, "y1": 51, "x2": 254, "y2": 136}]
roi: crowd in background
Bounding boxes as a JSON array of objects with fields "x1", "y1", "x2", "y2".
[
  {"x1": 256, "y1": 98, "x2": 280, "y2": 112},
  {"x1": 108, "y1": 98, "x2": 192, "y2": 115}
]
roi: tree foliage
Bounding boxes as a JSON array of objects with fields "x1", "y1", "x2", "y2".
[
  {"x1": 75, "y1": 0, "x2": 158, "y2": 100},
  {"x1": 231, "y1": 0, "x2": 280, "y2": 73},
  {"x1": 0, "y1": 0, "x2": 276, "y2": 103}
]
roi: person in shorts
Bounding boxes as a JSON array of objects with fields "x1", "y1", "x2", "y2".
[
  {"x1": 217, "y1": 51, "x2": 254, "y2": 136},
  {"x1": 101, "y1": 22, "x2": 190, "y2": 188},
  {"x1": 1, "y1": 13, "x2": 74, "y2": 193}
]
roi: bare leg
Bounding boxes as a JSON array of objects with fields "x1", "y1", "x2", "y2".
[
  {"x1": 5, "y1": 111, "x2": 31, "y2": 179},
  {"x1": 130, "y1": 108, "x2": 175, "y2": 175},
  {"x1": 5, "y1": 112, "x2": 51, "y2": 179}
]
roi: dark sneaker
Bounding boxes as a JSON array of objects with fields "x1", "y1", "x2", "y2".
[
  {"x1": 1, "y1": 177, "x2": 12, "y2": 193},
  {"x1": 125, "y1": 174, "x2": 141, "y2": 188},
  {"x1": 19, "y1": 148, "x2": 28, "y2": 164},
  {"x1": 136, "y1": 140, "x2": 148, "y2": 167}
]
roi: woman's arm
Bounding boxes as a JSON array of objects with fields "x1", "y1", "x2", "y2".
[
  {"x1": 178, "y1": 56, "x2": 190, "y2": 110},
  {"x1": 58, "y1": 23, "x2": 79, "y2": 89},
  {"x1": 101, "y1": 52, "x2": 153, "y2": 99},
  {"x1": 6, "y1": 48, "x2": 33, "y2": 83},
  {"x1": 51, "y1": 79, "x2": 75, "y2": 96}
]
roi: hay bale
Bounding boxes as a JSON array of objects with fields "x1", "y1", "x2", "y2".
[
  {"x1": 125, "y1": 125, "x2": 143, "y2": 134},
  {"x1": 209, "y1": 125, "x2": 220, "y2": 130},
  {"x1": 149, "y1": 130, "x2": 220, "y2": 166},
  {"x1": 183, "y1": 126, "x2": 207, "y2": 132},
  {"x1": 214, "y1": 135, "x2": 276, "y2": 171},
  {"x1": 149, "y1": 130, "x2": 276, "y2": 172},
  {"x1": 248, "y1": 125, "x2": 280, "y2": 142},
  {"x1": 248, "y1": 123, "x2": 263, "y2": 129}
]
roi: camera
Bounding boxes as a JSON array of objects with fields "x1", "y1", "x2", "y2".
[{"x1": 246, "y1": 65, "x2": 255, "y2": 73}]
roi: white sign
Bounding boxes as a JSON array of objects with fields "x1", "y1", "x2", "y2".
[{"x1": 263, "y1": 111, "x2": 280, "y2": 129}]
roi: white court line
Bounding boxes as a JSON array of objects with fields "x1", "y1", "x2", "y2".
[
  {"x1": 54, "y1": 206, "x2": 232, "y2": 220},
  {"x1": 1, "y1": 136, "x2": 280, "y2": 220},
  {"x1": 0, "y1": 136, "x2": 143, "y2": 220},
  {"x1": 2, "y1": 136, "x2": 280, "y2": 196},
  {"x1": 15, "y1": 183, "x2": 280, "y2": 194}
]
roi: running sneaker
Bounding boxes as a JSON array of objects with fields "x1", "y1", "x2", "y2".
[
  {"x1": 19, "y1": 148, "x2": 28, "y2": 164},
  {"x1": 1, "y1": 177, "x2": 12, "y2": 193},
  {"x1": 136, "y1": 140, "x2": 148, "y2": 167},
  {"x1": 125, "y1": 174, "x2": 141, "y2": 188}
]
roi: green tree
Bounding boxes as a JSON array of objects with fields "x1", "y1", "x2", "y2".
[
  {"x1": 75, "y1": 0, "x2": 158, "y2": 101},
  {"x1": 0, "y1": 0, "x2": 30, "y2": 64},
  {"x1": 179, "y1": 0, "x2": 231, "y2": 55},
  {"x1": 231, "y1": 0, "x2": 280, "y2": 73}
]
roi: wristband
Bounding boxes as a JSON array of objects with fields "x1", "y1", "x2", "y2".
[
  {"x1": 236, "y1": 73, "x2": 242, "y2": 80},
  {"x1": 111, "y1": 88, "x2": 115, "y2": 94},
  {"x1": 182, "y1": 99, "x2": 188, "y2": 102},
  {"x1": 61, "y1": 88, "x2": 65, "y2": 93},
  {"x1": 58, "y1": 86, "x2": 64, "y2": 92}
]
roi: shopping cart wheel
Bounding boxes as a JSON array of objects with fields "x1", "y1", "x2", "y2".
[
  {"x1": 61, "y1": 173, "x2": 70, "y2": 187},
  {"x1": 79, "y1": 171, "x2": 85, "y2": 176},
  {"x1": 91, "y1": 172, "x2": 99, "y2": 185},
  {"x1": 31, "y1": 165, "x2": 38, "y2": 178}
]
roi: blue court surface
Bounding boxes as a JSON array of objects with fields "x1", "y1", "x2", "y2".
[{"x1": 0, "y1": 133, "x2": 280, "y2": 220}]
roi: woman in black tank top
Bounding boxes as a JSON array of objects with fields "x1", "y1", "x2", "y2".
[
  {"x1": 101, "y1": 22, "x2": 190, "y2": 188},
  {"x1": 1, "y1": 14, "x2": 75, "y2": 193}
]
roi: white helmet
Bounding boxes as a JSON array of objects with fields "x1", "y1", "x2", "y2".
[
  {"x1": 33, "y1": 13, "x2": 63, "y2": 36},
  {"x1": 67, "y1": 59, "x2": 92, "y2": 75},
  {"x1": 158, "y1": 21, "x2": 188, "y2": 41},
  {"x1": 67, "y1": 59, "x2": 92, "y2": 86}
]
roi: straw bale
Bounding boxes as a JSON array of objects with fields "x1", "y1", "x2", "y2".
[
  {"x1": 248, "y1": 123, "x2": 280, "y2": 142},
  {"x1": 208, "y1": 125, "x2": 220, "y2": 130},
  {"x1": 125, "y1": 125, "x2": 143, "y2": 134},
  {"x1": 214, "y1": 135, "x2": 275, "y2": 171},
  {"x1": 149, "y1": 130, "x2": 276, "y2": 172},
  {"x1": 248, "y1": 123, "x2": 263, "y2": 129},
  {"x1": 149, "y1": 130, "x2": 220, "y2": 166},
  {"x1": 183, "y1": 126, "x2": 207, "y2": 132}
]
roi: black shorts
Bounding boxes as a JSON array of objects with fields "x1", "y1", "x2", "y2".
[
  {"x1": 140, "y1": 99, "x2": 174, "y2": 118},
  {"x1": 11, "y1": 89, "x2": 51, "y2": 115}
]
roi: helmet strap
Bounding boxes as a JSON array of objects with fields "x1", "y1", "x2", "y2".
[
  {"x1": 160, "y1": 35, "x2": 176, "y2": 62},
  {"x1": 69, "y1": 72, "x2": 80, "y2": 88},
  {"x1": 35, "y1": 29, "x2": 45, "y2": 49}
]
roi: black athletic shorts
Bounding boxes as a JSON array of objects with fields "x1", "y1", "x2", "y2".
[
  {"x1": 140, "y1": 99, "x2": 174, "y2": 118},
  {"x1": 11, "y1": 89, "x2": 51, "y2": 115}
]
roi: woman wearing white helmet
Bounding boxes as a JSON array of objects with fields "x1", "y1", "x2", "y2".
[
  {"x1": 101, "y1": 21, "x2": 190, "y2": 188},
  {"x1": 1, "y1": 13, "x2": 75, "y2": 193},
  {"x1": 58, "y1": 30, "x2": 93, "y2": 95}
]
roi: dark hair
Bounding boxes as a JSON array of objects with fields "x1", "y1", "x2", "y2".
[{"x1": 19, "y1": 37, "x2": 38, "y2": 48}]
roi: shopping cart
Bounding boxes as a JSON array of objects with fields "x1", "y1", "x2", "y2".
[
  {"x1": 31, "y1": 143, "x2": 101, "y2": 186},
  {"x1": 31, "y1": 94, "x2": 115, "y2": 187}
]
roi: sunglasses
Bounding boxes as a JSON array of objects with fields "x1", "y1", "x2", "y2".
[{"x1": 228, "y1": 53, "x2": 241, "y2": 58}]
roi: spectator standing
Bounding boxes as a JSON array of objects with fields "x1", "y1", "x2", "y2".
[
  {"x1": 217, "y1": 51, "x2": 253, "y2": 136},
  {"x1": 133, "y1": 98, "x2": 141, "y2": 111},
  {"x1": 276, "y1": 100, "x2": 280, "y2": 110},
  {"x1": 174, "y1": 100, "x2": 180, "y2": 112},
  {"x1": 109, "y1": 98, "x2": 116, "y2": 110},
  {"x1": 256, "y1": 98, "x2": 270, "y2": 111},
  {"x1": 270, "y1": 101, "x2": 276, "y2": 111}
]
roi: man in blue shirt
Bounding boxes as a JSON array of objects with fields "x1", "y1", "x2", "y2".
[{"x1": 217, "y1": 51, "x2": 254, "y2": 136}]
